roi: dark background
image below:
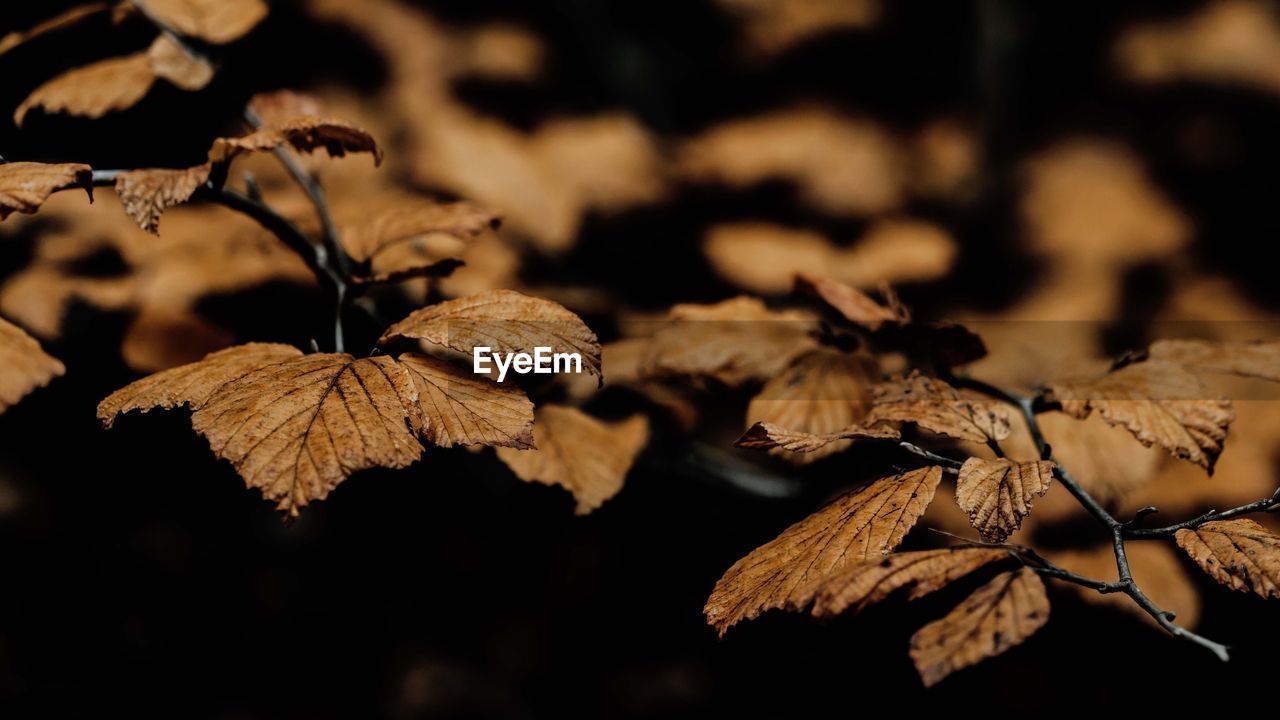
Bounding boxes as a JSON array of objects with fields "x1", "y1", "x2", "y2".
[{"x1": 3, "y1": 1, "x2": 1279, "y2": 717}]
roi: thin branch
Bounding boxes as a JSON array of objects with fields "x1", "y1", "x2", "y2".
[
  {"x1": 898, "y1": 441, "x2": 962, "y2": 471},
  {"x1": 1125, "y1": 492, "x2": 1280, "y2": 539}
]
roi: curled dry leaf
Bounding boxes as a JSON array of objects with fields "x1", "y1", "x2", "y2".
[
  {"x1": 637, "y1": 296, "x2": 818, "y2": 387},
  {"x1": 744, "y1": 348, "x2": 881, "y2": 462},
  {"x1": 704, "y1": 466, "x2": 944, "y2": 636},
  {"x1": 341, "y1": 201, "x2": 500, "y2": 284},
  {"x1": 0, "y1": 3, "x2": 110, "y2": 56},
  {"x1": 909, "y1": 567, "x2": 1049, "y2": 687},
  {"x1": 144, "y1": 0, "x2": 268, "y2": 44},
  {"x1": 1043, "y1": 360, "x2": 1235, "y2": 472},
  {"x1": 114, "y1": 164, "x2": 212, "y2": 233},
  {"x1": 397, "y1": 352, "x2": 533, "y2": 449},
  {"x1": 495, "y1": 406, "x2": 649, "y2": 514},
  {"x1": 382, "y1": 290, "x2": 601, "y2": 377},
  {"x1": 145, "y1": 34, "x2": 214, "y2": 91},
  {"x1": 866, "y1": 371, "x2": 1011, "y2": 443},
  {"x1": 798, "y1": 547, "x2": 1010, "y2": 618},
  {"x1": 794, "y1": 273, "x2": 905, "y2": 330},
  {"x1": 15, "y1": 51, "x2": 155, "y2": 126},
  {"x1": 1148, "y1": 338, "x2": 1280, "y2": 383},
  {"x1": 0, "y1": 162, "x2": 93, "y2": 221},
  {"x1": 956, "y1": 458, "x2": 1055, "y2": 542},
  {"x1": 1175, "y1": 518, "x2": 1280, "y2": 599},
  {"x1": 0, "y1": 317, "x2": 65, "y2": 414},
  {"x1": 208, "y1": 116, "x2": 384, "y2": 166},
  {"x1": 736, "y1": 421, "x2": 898, "y2": 455}
]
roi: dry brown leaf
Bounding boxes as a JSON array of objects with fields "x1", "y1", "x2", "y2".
[
  {"x1": 0, "y1": 162, "x2": 93, "y2": 221},
  {"x1": 397, "y1": 352, "x2": 533, "y2": 449},
  {"x1": 0, "y1": 3, "x2": 110, "y2": 56},
  {"x1": 1039, "y1": 411, "x2": 1162, "y2": 505},
  {"x1": 799, "y1": 547, "x2": 1010, "y2": 618},
  {"x1": 704, "y1": 466, "x2": 944, "y2": 636},
  {"x1": 145, "y1": 0, "x2": 268, "y2": 44},
  {"x1": 866, "y1": 371, "x2": 1012, "y2": 443},
  {"x1": 677, "y1": 106, "x2": 905, "y2": 217},
  {"x1": 909, "y1": 567, "x2": 1049, "y2": 686},
  {"x1": 113, "y1": 163, "x2": 211, "y2": 233},
  {"x1": 794, "y1": 273, "x2": 905, "y2": 329},
  {"x1": 208, "y1": 116, "x2": 383, "y2": 166},
  {"x1": 1148, "y1": 338, "x2": 1280, "y2": 383},
  {"x1": 341, "y1": 201, "x2": 500, "y2": 284},
  {"x1": 744, "y1": 348, "x2": 881, "y2": 462},
  {"x1": 247, "y1": 89, "x2": 324, "y2": 126},
  {"x1": 0, "y1": 317, "x2": 65, "y2": 414},
  {"x1": 1046, "y1": 543, "x2": 1201, "y2": 629},
  {"x1": 1044, "y1": 360, "x2": 1235, "y2": 472},
  {"x1": 956, "y1": 458, "x2": 1055, "y2": 541},
  {"x1": 380, "y1": 289, "x2": 602, "y2": 378},
  {"x1": 736, "y1": 421, "x2": 898, "y2": 455},
  {"x1": 97, "y1": 342, "x2": 303, "y2": 426},
  {"x1": 637, "y1": 296, "x2": 818, "y2": 387},
  {"x1": 146, "y1": 34, "x2": 214, "y2": 90},
  {"x1": 495, "y1": 406, "x2": 648, "y2": 514},
  {"x1": 15, "y1": 51, "x2": 155, "y2": 126},
  {"x1": 1176, "y1": 518, "x2": 1280, "y2": 599}
]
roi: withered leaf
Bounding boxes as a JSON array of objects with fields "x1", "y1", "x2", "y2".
[
  {"x1": 398, "y1": 352, "x2": 533, "y2": 449},
  {"x1": 1148, "y1": 338, "x2": 1280, "y2": 383},
  {"x1": 956, "y1": 458, "x2": 1055, "y2": 542},
  {"x1": 495, "y1": 406, "x2": 648, "y2": 514},
  {"x1": 342, "y1": 200, "x2": 500, "y2": 284},
  {"x1": 909, "y1": 567, "x2": 1049, "y2": 687},
  {"x1": 798, "y1": 547, "x2": 1010, "y2": 618},
  {"x1": 866, "y1": 371, "x2": 1011, "y2": 443},
  {"x1": 97, "y1": 342, "x2": 302, "y2": 427},
  {"x1": 15, "y1": 51, "x2": 155, "y2": 126},
  {"x1": 794, "y1": 273, "x2": 906, "y2": 330},
  {"x1": 1043, "y1": 360, "x2": 1234, "y2": 472},
  {"x1": 0, "y1": 3, "x2": 110, "y2": 56},
  {"x1": 145, "y1": 0, "x2": 268, "y2": 44},
  {"x1": 380, "y1": 289, "x2": 602, "y2": 379},
  {"x1": 0, "y1": 317, "x2": 65, "y2": 414},
  {"x1": 638, "y1": 296, "x2": 818, "y2": 387},
  {"x1": 704, "y1": 466, "x2": 944, "y2": 636},
  {"x1": 0, "y1": 162, "x2": 93, "y2": 220},
  {"x1": 114, "y1": 163, "x2": 212, "y2": 233},
  {"x1": 1175, "y1": 519, "x2": 1280, "y2": 599},
  {"x1": 744, "y1": 348, "x2": 881, "y2": 462},
  {"x1": 247, "y1": 89, "x2": 324, "y2": 125},
  {"x1": 208, "y1": 116, "x2": 384, "y2": 166},
  {"x1": 146, "y1": 34, "x2": 214, "y2": 91},
  {"x1": 736, "y1": 421, "x2": 898, "y2": 455}
]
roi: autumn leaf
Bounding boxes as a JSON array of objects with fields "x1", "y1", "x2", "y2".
[
  {"x1": 909, "y1": 567, "x2": 1049, "y2": 687},
  {"x1": 1043, "y1": 360, "x2": 1235, "y2": 472},
  {"x1": 956, "y1": 458, "x2": 1055, "y2": 541},
  {"x1": 380, "y1": 289, "x2": 602, "y2": 379},
  {"x1": 865, "y1": 371, "x2": 1011, "y2": 443},
  {"x1": 744, "y1": 348, "x2": 881, "y2": 462},
  {"x1": 144, "y1": 0, "x2": 268, "y2": 44},
  {"x1": 704, "y1": 466, "x2": 944, "y2": 636},
  {"x1": 0, "y1": 162, "x2": 93, "y2": 221},
  {"x1": 637, "y1": 296, "x2": 818, "y2": 387},
  {"x1": 397, "y1": 352, "x2": 533, "y2": 449},
  {"x1": 114, "y1": 164, "x2": 212, "y2": 233},
  {"x1": 0, "y1": 317, "x2": 65, "y2": 414},
  {"x1": 247, "y1": 89, "x2": 325, "y2": 126},
  {"x1": 794, "y1": 273, "x2": 906, "y2": 330},
  {"x1": 14, "y1": 51, "x2": 155, "y2": 126},
  {"x1": 495, "y1": 405, "x2": 649, "y2": 514},
  {"x1": 1039, "y1": 411, "x2": 1162, "y2": 504},
  {"x1": 208, "y1": 116, "x2": 384, "y2": 165},
  {"x1": 146, "y1": 34, "x2": 214, "y2": 91},
  {"x1": 0, "y1": 3, "x2": 110, "y2": 56},
  {"x1": 341, "y1": 200, "x2": 500, "y2": 284},
  {"x1": 1175, "y1": 519, "x2": 1280, "y2": 599},
  {"x1": 736, "y1": 421, "x2": 898, "y2": 455},
  {"x1": 796, "y1": 547, "x2": 1010, "y2": 618},
  {"x1": 97, "y1": 342, "x2": 302, "y2": 427},
  {"x1": 1148, "y1": 338, "x2": 1280, "y2": 383}
]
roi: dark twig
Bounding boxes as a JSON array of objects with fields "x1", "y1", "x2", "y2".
[
  {"x1": 1125, "y1": 492, "x2": 1280, "y2": 539},
  {"x1": 898, "y1": 442, "x2": 962, "y2": 471}
]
